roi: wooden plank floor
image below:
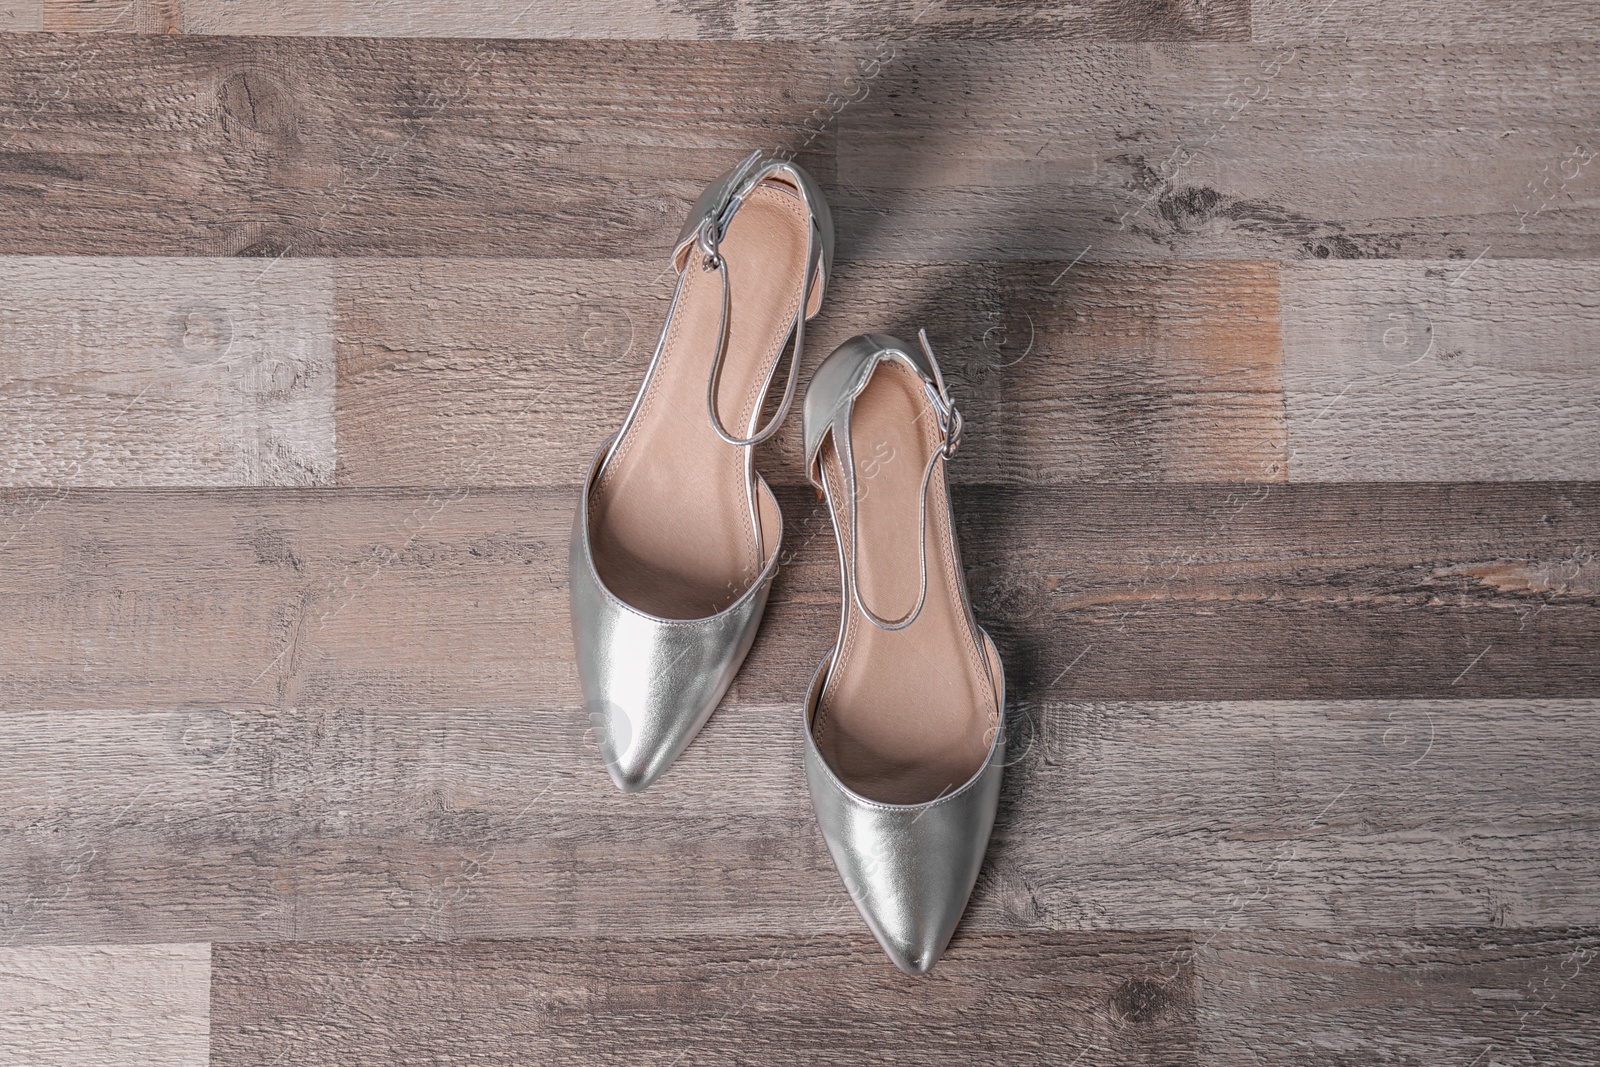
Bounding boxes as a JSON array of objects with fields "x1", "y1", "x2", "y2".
[{"x1": 2, "y1": 3, "x2": 1598, "y2": 1064}]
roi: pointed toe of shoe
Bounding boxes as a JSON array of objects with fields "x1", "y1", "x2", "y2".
[
  {"x1": 571, "y1": 600, "x2": 766, "y2": 792},
  {"x1": 878, "y1": 919, "x2": 951, "y2": 977},
  {"x1": 585, "y1": 687, "x2": 710, "y2": 794},
  {"x1": 569, "y1": 479, "x2": 775, "y2": 793},
  {"x1": 588, "y1": 696, "x2": 661, "y2": 793},
  {"x1": 832, "y1": 820, "x2": 990, "y2": 976},
  {"x1": 802, "y1": 714, "x2": 1006, "y2": 976},
  {"x1": 606, "y1": 759, "x2": 656, "y2": 794},
  {"x1": 569, "y1": 581, "x2": 774, "y2": 791}
]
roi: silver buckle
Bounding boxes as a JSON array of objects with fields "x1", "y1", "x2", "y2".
[
  {"x1": 925, "y1": 381, "x2": 962, "y2": 458},
  {"x1": 696, "y1": 218, "x2": 722, "y2": 270},
  {"x1": 697, "y1": 152, "x2": 769, "y2": 271},
  {"x1": 914, "y1": 328, "x2": 962, "y2": 458}
]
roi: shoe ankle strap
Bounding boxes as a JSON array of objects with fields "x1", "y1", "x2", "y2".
[
  {"x1": 672, "y1": 152, "x2": 833, "y2": 448},
  {"x1": 804, "y1": 330, "x2": 963, "y2": 631}
]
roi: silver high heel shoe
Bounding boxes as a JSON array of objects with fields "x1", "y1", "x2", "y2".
[
  {"x1": 570, "y1": 152, "x2": 833, "y2": 792},
  {"x1": 800, "y1": 331, "x2": 1006, "y2": 974}
]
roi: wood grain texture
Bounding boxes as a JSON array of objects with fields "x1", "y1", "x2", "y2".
[
  {"x1": 837, "y1": 42, "x2": 1600, "y2": 260},
  {"x1": 209, "y1": 934, "x2": 1196, "y2": 1066},
  {"x1": 1252, "y1": 0, "x2": 1600, "y2": 43},
  {"x1": 1, "y1": 699, "x2": 1596, "y2": 945},
  {"x1": 335, "y1": 257, "x2": 1285, "y2": 488},
  {"x1": 0, "y1": 257, "x2": 335, "y2": 487},
  {"x1": 1, "y1": 483, "x2": 1596, "y2": 715},
  {"x1": 1199, "y1": 928, "x2": 1600, "y2": 1065},
  {"x1": 955, "y1": 481, "x2": 1600, "y2": 701},
  {"x1": 43, "y1": 0, "x2": 179, "y2": 32},
  {"x1": 0, "y1": 5, "x2": 1594, "y2": 1060},
  {"x1": 1282, "y1": 260, "x2": 1600, "y2": 482},
  {"x1": 6, "y1": 39, "x2": 1599, "y2": 262},
  {"x1": 0, "y1": 0, "x2": 42, "y2": 30},
  {"x1": 181, "y1": 0, "x2": 1249, "y2": 40},
  {"x1": 0, "y1": 943, "x2": 209, "y2": 1067},
  {"x1": 0, "y1": 36, "x2": 836, "y2": 257}
]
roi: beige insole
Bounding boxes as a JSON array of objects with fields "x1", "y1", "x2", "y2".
[
  {"x1": 589, "y1": 183, "x2": 810, "y2": 620},
  {"x1": 814, "y1": 358, "x2": 1000, "y2": 805}
]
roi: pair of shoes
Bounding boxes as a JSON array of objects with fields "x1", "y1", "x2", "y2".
[{"x1": 569, "y1": 152, "x2": 1005, "y2": 975}]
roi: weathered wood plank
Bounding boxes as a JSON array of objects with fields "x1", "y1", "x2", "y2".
[
  {"x1": 1, "y1": 699, "x2": 1596, "y2": 945},
  {"x1": 0, "y1": 37, "x2": 836, "y2": 257},
  {"x1": 209, "y1": 934, "x2": 1196, "y2": 1066},
  {"x1": 334, "y1": 256, "x2": 671, "y2": 489},
  {"x1": 335, "y1": 257, "x2": 1286, "y2": 488},
  {"x1": 180, "y1": 0, "x2": 1249, "y2": 40},
  {"x1": 42, "y1": 0, "x2": 179, "y2": 32},
  {"x1": 1198, "y1": 929, "x2": 1600, "y2": 1066},
  {"x1": 0, "y1": 943, "x2": 209, "y2": 1067},
  {"x1": 0, "y1": 0, "x2": 42, "y2": 31},
  {"x1": 1252, "y1": 0, "x2": 1600, "y2": 43},
  {"x1": 0, "y1": 484, "x2": 1596, "y2": 713},
  {"x1": 1000, "y1": 700, "x2": 1600, "y2": 932},
  {"x1": 0, "y1": 257, "x2": 335, "y2": 487},
  {"x1": 963, "y1": 480, "x2": 1600, "y2": 701},
  {"x1": 1282, "y1": 260, "x2": 1600, "y2": 482},
  {"x1": 837, "y1": 42, "x2": 1600, "y2": 260},
  {"x1": 7, "y1": 39, "x2": 1599, "y2": 263}
]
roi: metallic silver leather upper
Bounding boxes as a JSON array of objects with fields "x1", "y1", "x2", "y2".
[
  {"x1": 801, "y1": 642, "x2": 1006, "y2": 976},
  {"x1": 570, "y1": 152, "x2": 831, "y2": 793},
  {"x1": 800, "y1": 332, "x2": 1006, "y2": 974},
  {"x1": 570, "y1": 441, "x2": 782, "y2": 792}
]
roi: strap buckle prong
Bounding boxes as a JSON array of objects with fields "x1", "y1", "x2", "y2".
[{"x1": 918, "y1": 329, "x2": 962, "y2": 458}]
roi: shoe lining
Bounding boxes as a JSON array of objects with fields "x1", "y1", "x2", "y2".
[
  {"x1": 814, "y1": 357, "x2": 999, "y2": 805},
  {"x1": 589, "y1": 184, "x2": 810, "y2": 620}
]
